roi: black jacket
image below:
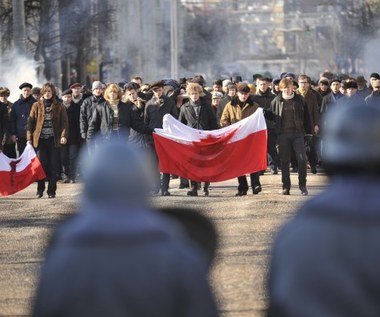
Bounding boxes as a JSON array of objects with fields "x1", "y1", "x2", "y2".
[
  {"x1": 252, "y1": 89, "x2": 276, "y2": 130},
  {"x1": 179, "y1": 99, "x2": 218, "y2": 131},
  {"x1": 270, "y1": 93, "x2": 312, "y2": 135},
  {"x1": 64, "y1": 102, "x2": 81, "y2": 145},
  {"x1": 144, "y1": 95, "x2": 178, "y2": 145},
  {"x1": 88, "y1": 101, "x2": 149, "y2": 141},
  {"x1": 10, "y1": 95, "x2": 36, "y2": 137},
  {"x1": 0, "y1": 102, "x2": 8, "y2": 148},
  {"x1": 80, "y1": 95, "x2": 105, "y2": 138}
]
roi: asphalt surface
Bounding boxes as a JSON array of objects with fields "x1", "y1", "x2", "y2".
[{"x1": 0, "y1": 170, "x2": 328, "y2": 316}]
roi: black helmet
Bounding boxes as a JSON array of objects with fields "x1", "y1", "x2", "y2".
[{"x1": 322, "y1": 102, "x2": 380, "y2": 170}]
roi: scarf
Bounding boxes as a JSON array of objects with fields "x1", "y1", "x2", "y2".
[
  {"x1": 282, "y1": 92, "x2": 295, "y2": 100},
  {"x1": 297, "y1": 88, "x2": 308, "y2": 97}
]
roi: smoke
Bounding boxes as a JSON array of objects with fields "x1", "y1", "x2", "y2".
[
  {"x1": 363, "y1": 30, "x2": 380, "y2": 76},
  {"x1": 0, "y1": 52, "x2": 45, "y2": 102}
]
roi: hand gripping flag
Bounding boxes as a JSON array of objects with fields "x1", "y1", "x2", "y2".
[
  {"x1": 153, "y1": 108, "x2": 267, "y2": 182},
  {"x1": 0, "y1": 144, "x2": 46, "y2": 196}
]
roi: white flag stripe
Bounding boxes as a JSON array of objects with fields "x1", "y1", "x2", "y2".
[
  {"x1": 0, "y1": 144, "x2": 37, "y2": 172},
  {"x1": 155, "y1": 107, "x2": 266, "y2": 144}
]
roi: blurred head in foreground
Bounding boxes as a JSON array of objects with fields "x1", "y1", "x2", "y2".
[
  {"x1": 267, "y1": 101, "x2": 380, "y2": 317},
  {"x1": 32, "y1": 138, "x2": 219, "y2": 317}
]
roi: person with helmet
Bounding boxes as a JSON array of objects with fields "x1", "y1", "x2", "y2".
[{"x1": 267, "y1": 101, "x2": 380, "y2": 317}]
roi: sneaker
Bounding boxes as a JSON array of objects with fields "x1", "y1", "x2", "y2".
[
  {"x1": 282, "y1": 189, "x2": 290, "y2": 195},
  {"x1": 252, "y1": 186, "x2": 262, "y2": 194},
  {"x1": 48, "y1": 194, "x2": 56, "y2": 198},
  {"x1": 235, "y1": 191, "x2": 247, "y2": 196},
  {"x1": 204, "y1": 188, "x2": 209, "y2": 196},
  {"x1": 300, "y1": 187, "x2": 308, "y2": 196},
  {"x1": 161, "y1": 191, "x2": 171, "y2": 196},
  {"x1": 311, "y1": 167, "x2": 317, "y2": 174},
  {"x1": 36, "y1": 191, "x2": 43, "y2": 199},
  {"x1": 271, "y1": 168, "x2": 278, "y2": 175}
]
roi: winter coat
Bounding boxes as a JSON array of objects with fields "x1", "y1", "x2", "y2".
[
  {"x1": 80, "y1": 95, "x2": 105, "y2": 138},
  {"x1": 0, "y1": 102, "x2": 8, "y2": 149},
  {"x1": 220, "y1": 96, "x2": 259, "y2": 127},
  {"x1": 63, "y1": 102, "x2": 81, "y2": 145},
  {"x1": 10, "y1": 95, "x2": 36, "y2": 138},
  {"x1": 144, "y1": 95, "x2": 178, "y2": 145},
  {"x1": 128, "y1": 101, "x2": 146, "y2": 148},
  {"x1": 179, "y1": 99, "x2": 218, "y2": 131},
  {"x1": 27, "y1": 99, "x2": 69, "y2": 148},
  {"x1": 320, "y1": 92, "x2": 344, "y2": 114},
  {"x1": 32, "y1": 204, "x2": 219, "y2": 317},
  {"x1": 252, "y1": 89, "x2": 276, "y2": 129},
  {"x1": 267, "y1": 176, "x2": 380, "y2": 317},
  {"x1": 87, "y1": 101, "x2": 149, "y2": 141},
  {"x1": 365, "y1": 91, "x2": 380, "y2": 106},
  {"x1": 270, "y1": 93, "x2": 312, "y2": 135},
  {"x1": 297, "y1": 89, "x2": 320, "y2": 132}
]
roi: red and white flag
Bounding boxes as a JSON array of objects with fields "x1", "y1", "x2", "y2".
[
  {"x1": 0, "y1": 144, "x2": 46, "y2": 196},
  {"x1": 153, "y1": 108, "x2": 267, "y2": 182}
]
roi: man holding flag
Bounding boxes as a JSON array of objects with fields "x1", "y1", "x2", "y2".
[
  {"x1": 153, "y1": 84, "x2": 268, "y2": 192},
  {"x1": 220, "y1": 82, "x2": 264, "y2": 196}
]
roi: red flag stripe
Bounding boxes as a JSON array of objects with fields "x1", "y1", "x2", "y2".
[{"x1": 0, "y1": 145, "x2": 46, "y2": 196}]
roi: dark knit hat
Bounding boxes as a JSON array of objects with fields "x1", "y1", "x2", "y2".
[
  {"x1": 356, "y1": 75, "x2": 367, "y2": 84},
  {"x1": 19, "y1": 82, "x2": 32, "y2": 90},
  {"x1": 370, "y1": 73, "x2": 380, "y2": 80},
  {"x1": 236, "y1": 83, "x2": 251, "y2": 94},
  {"x1": 284, "y1": 72, "x2": 296, "y2": 79},
  {"x1": 61, "y1": 89, "x2": 72, "y2": 96},
  {"x1": 329, "y1": 78, "x2": 341, "y2": 85},
  {"x1": 345, "y1": 81, "x2": 358, "y2": 89}
]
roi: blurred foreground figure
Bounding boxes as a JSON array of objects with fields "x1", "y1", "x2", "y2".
[
  {"x1": 32, "y1": 138, "x2": 218, "y2": 317},
  {"x1": 267, "y1": 101, "x2": 380, "y2": 317}
]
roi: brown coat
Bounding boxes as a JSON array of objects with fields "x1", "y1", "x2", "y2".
[
  {"x1": 220, "y1": 96, "x2": 259, "y2": 127},
  {"x1": 27, "y1": 99, "x2": 69, "y2": 148}
]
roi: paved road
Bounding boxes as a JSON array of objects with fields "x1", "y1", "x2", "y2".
[{"x1": 0, "y1": 171, "x2": 328, "y2": 316}]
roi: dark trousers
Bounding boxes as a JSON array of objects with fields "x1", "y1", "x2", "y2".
[
  {"x1": 60, "y1": 144, "x2": 79, "y2": 181},
  {"x1": 147, "y1": 143, "x2": 170, "y2": 192},
  {"x1": 36, "y1": 138, "x2": 59, "y2": 195},
  {"x1": 237, "y1": 172, "x2": 261, "y2": 192},
  {"x1": 267, "y1": 130, "x2": 279, "y2": 170},
  {"x1": 278, "y1": 133, "x2": 307, "y2": 190},
  {"x1": 16, "y1": 137, "x2": 27, "y2": 157},
  {"x1": 3, "y1": 143, "x2": 17, "y2": 158}
]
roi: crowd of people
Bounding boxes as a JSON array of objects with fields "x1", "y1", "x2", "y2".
[{"x1": 0, "y1": 70, "x2": 379, "y2": 198}]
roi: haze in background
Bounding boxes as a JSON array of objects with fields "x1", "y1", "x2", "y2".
[{"x1": 0, "y1": 52, "x2": 45, "y2": 102}]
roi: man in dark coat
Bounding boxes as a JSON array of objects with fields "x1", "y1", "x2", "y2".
[
  {"x1": 32, "y1": 138, "x2": 219, "y2": 317},
  {"x1": 60, "y1": 89, "x2": 81, "y2": 183},
  {"x1": 267, "y1": 102, "x2": 380, "y2": 317},
  {"x1": 252, "y1": 77, "x2": 279, "y2": 174},
  {"x1": 10, "y1": 82, "x2": 36, "y2": 156},
  {"x1": 144, "y1": 80, "x2": 178, "y2": 196},
  {"x1": 179, "y1": 82, "x2": 218, "y2": 196},
  {"x1": 79, "y1": 81, "x2": 104, "y2": 141}
]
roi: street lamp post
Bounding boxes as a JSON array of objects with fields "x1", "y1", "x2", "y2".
[{"x1": 171, "y1": 0, "x2": 178, "y2": 80}]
